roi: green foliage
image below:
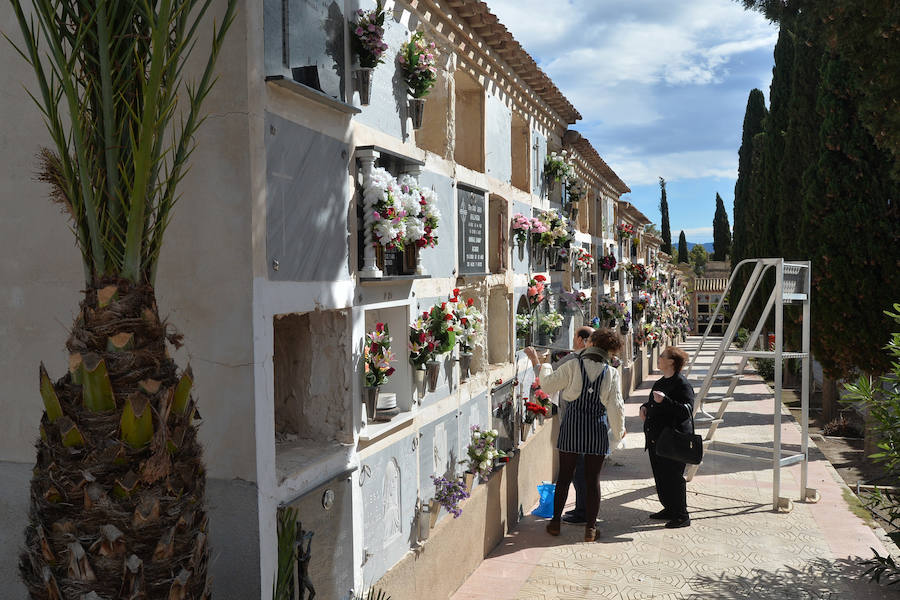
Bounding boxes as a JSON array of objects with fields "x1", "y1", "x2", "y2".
[
  {"x1": 274, "y1": 507, "x2": 300, "y2": 600},
  {"x1": 689, "y1": 244, "x2": 708, "y2": 276},
  {"x1": 842, "y1": 303, "x2": 900, "y2": 585},
  {"x1": 677, "y1": 231, "x2": 688, "y2": 263},
  {"x1": 8, "y1": 0, "x2": 237, "y2": 285},
  {"x1": 735, "y1": 327, "x2": 750, "y2": 349},
  {"x1": 802, "y1": 52, "x2": 900, "y2": 378},
  {"x1": 753, "y1": 356, "x2": 775, "y2": 380},
  {"x1": 712, "y1": 192, "x2": 731, "y2": 261},
  {"x1": 659, "y1": 177, "x2": 672, "y2": 255}
]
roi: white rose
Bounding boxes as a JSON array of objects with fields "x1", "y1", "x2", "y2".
[{"x1": 491, "y1": 429, "x2": 498, "y2": 437}]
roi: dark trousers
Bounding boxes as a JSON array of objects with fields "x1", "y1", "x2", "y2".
[
  {"x1": 572, "y1": 454, "x2": 585, "y2": 513},
  {"x1": 553, "y1": 451, "x2": 605, "y2": 526},
  {"x1": 649, "y1": 446, "x2": 688, "y2": 519}
]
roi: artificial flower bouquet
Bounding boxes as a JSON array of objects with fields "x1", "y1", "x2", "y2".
[
  {"x1": 399, "y1": 31, "x2": 438, "y2": 98},
  {"x1": 409, "y1": 315, "x2": 437, "y2": 369},
  {"x1": 511, "y1": 213, "x2": 531, "y2": 246},
  {"x1": 464, "y1": 425, "x2": 504, "y2": 479},
  {"x1": 350, "y1": 2, "x2": 388, "y2": 68},
  {"x1": 425, "y1": 297, "x2": 458, "y2": 355},
  {"x1": 398, "y1": 175, "x2": 440, "y2": 249},
  {"x1": 538, "y1": 311, "x2": 563, "y2": 335},
  {"x1": 523, "y1": 400, "x2": 549, "y2": 424},
  {"x1": 616, "y1": 222, "x2": 635, "y2": 240},
  {"x1": 529, "y1": 379, "x2": 551, "y2": 409},
  {"x1": 430, "y1": 474, "x2": 469, "y2": 518},
  {"x1": 365, "y1": 167, "x2": 406, "y2": 250},
  {"x1": 628, "y1": 262, "x2": 648, "y2": 286},
  {"x1": 364, "y1": 323, "x2": 395, "y2": 387},
  {"x1": 544, "y1": 150, "x2": 574, "y2": 183},
  {"x1": 526, "y1": 275, "x2": 547, "y2": 310},
  {"x1": 599, "y1": 253, "x2": 617, "y2": 272},
  {"x1": 643, "y1": 322, "x2": 661, "y2": 347},
  {"x1": 515, "y1": 313, "x2": 532, "y2": 339},
  {"x1": 634, "y1": 291, "x2": 653, "y2": 315},
  {"x1": 571, "y1": 247, "x2": 594, "y2": 271},
  {"x1": 451, "y1": 289, "x2": 484, "y2": 354},
  {"x1": 596, "y1": 294, "x2": 626, "y2": 324}
]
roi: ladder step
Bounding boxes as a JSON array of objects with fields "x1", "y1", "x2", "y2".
[
  {"x1": 783, "y1": 293, "x2": 807, "y2": 302},
  {"x1": 711, "y1": 373, "x2": 740, "y2": 380},
  {"x1": 729, "y1": 350, "x2": 808, "y2": 359}
]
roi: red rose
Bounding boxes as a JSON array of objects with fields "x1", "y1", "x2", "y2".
[
  {"x1": 386, "y1": 367, "x2": 395, "y2": 376},
  {"x1": 534, "y1": 275, "x2": 546, "y2": 282},
  {"x1": 418, "y1": 332, "x2": 427, "y2": 343},
  {"x1": 453, "y1": 288, "x2": 460, "y2": 296},
  {"x1": 375, "y1": 322, "x2": 385, "y2": 332},
  {"x1": 441, "y1": 302, "x2": 446, "y2": 310},
  {"x1": 466, "y1": 298, "x2": 474, "y2": 307},
  {"x1": 445, "y1": 314, "x2": 453, "y2": 321},
  {"x1": 447, "y1": 326, "x2": 454, "y2": 332}
]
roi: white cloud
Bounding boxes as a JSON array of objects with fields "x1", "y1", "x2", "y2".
[
  {"x1": 603, "y1": 148, "x2": 737, "y2": 186},
  {"x1": 680, "y1": 227, "x2": 715, "y2": 237}
]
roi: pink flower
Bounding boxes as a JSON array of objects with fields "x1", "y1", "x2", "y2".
[{"x1": 355, "y1": 27, "x2": 364, "y2": 35}]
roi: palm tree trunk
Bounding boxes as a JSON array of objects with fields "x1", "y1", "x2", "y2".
[{"x1": 20, "y1": 280, "x2": 209, "y2": 599}]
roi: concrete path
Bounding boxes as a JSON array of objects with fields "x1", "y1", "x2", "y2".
[{"x1": 452, "y1": 337, "x2": 898, "y2": 599}]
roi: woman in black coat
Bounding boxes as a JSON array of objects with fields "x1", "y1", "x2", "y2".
[{"x1": 640, "y1": 346, "x2": 695, "y2": 528}]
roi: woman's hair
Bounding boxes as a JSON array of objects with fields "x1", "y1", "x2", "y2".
[
  {"x1": 590, "y1": 328, "x2": 623, "y2": 355},
  {"x1": 662, "y1": 346, "x2": 689, "y2": 372}
]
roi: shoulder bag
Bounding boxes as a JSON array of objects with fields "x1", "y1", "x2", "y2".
[{"x1": 656, "y1": 426, "x2": 703, "y2": 465}]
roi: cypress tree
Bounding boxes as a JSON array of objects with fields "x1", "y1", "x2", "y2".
[
  {"x1": 677, "y1": 231, "x2": 688, "y2": 263},
  {"x1": 731, "y1": 89, "x2": 768, "y2": 313},
  {"x1": 659, "y1": 177, "x2": 672, "y2": 255},
  {"x1": 762, "y1": 26, "x2": 795, "y2": 260},
  {"x1": 779, "y1": 15, "x2": 823, "y2": 261},
  {"x1": 802, "y1": 52, "x2": 900, "y2": 378},
  {"x1": 712, "y1": 193, "x2": 731, "y2": 261}
]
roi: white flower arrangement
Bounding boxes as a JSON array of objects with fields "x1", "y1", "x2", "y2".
[{"x1": 364, "y1": 168, "x2": 440, "y2": 250}]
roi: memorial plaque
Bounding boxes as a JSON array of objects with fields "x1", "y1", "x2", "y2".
[{"x1": 457, "y1": 187, "x2": 486, "y2": 275}]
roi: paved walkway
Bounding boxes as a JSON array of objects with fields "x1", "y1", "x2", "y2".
[{"x1": 453, "y1": 337, "x2": 898, "y2": 599}]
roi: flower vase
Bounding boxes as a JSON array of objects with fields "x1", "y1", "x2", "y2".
[
  {"x1": 537, "y1": 414, "x2": 545, "y2": 427},
  {"x1": 532, "y1": 243, "x2": 545, "y2": 267},
  {"x1": 414, "y1": 367, "x2": 426, "y2": 399},
  {"x1": 520, "y1": 422, "x2": 531, "y2": 442},
  {"x1": 517, "y1": 240, "x2": 525, "y2": 262},
  {"x1": 355, "y1": 67, "x2": 374, "y2": 106},
  {"x1": 547, "y1": 246, "x2": 560, "y2": 268},
  {"x1": 464, "y1": 471, "x2": 475, "y2": 492},
  {"x1": 458, "y1": 353, "x2": 473, "y2": 381},
  {"x1": 364, "y1": 386, "x2": 379, "y2": 422},
  {"x1": 537, "y1": 330, "x2": 550, "y2": 346},
  {"x1": 429, "y1": 499, "x2": 441, "y2": 529},
  {"x1": 425, "y1": 360, "x2": 441, "y2": 392},
  {"x1": 417, "y1": 504, "x2": 431, "y2": 542},
  {"x1": 409, "y1": 97, "x2": 426, "y2": 129}
]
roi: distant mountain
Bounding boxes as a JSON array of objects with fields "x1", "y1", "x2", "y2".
[{"x1": 686, "y1": 241, "x2": 715, "y2": 253}]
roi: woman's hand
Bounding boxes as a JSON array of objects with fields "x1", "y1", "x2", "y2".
[
  {"x1": 653, "y1": 390, "x2": 665, "y2": 403},
  {"x1": 523, "y1": 346, "x2": 539, "y2": 368},
  {"x1": 639, "y1": 405, "x2": 647, "y2": 421}
]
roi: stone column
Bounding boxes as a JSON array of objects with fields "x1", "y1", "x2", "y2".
[{"x1": 357, "y1": 148, "x2": 382, "y2": 278}]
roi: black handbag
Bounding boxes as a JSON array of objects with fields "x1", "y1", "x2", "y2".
[{"x1": 656, "y1": 426, "x2": 703, "y2": 465}]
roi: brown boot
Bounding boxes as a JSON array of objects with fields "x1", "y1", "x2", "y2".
[
  {"x1": 584, "y1": 526, "x2": 597, "y2": 542},
  {"x1": 546, "y1": 519, "x2": 561, "y2": 536}
]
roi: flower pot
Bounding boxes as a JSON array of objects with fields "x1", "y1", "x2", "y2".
[
  {"x1": 355, "y1": 67, "x2": 373, "y2": 106},
  {"x1": 409, "y1": 97, "x2": 426, "y2": 129},
  {"x1": 425, "y1": 360, "x2": 440, "y2": 392},
  {"x1": 364, "y1": 385, "x2": 379, "y2": 422},
  {"x1": 464, "y1": 471, "x2": 475, "y2": 492},
  {"x1": 414, "y1": 367, "x2": 426, "y2": 399},
  {"x1": 458, "y1": 353, "x2": 473, "y2": 381}
]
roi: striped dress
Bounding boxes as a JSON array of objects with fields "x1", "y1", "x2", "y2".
[{"x1": 557, "y1": 355, "x2": 610, "y2": 455}]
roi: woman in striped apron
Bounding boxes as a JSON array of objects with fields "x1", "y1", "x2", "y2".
[{"x1": 526, "y1": 329, "x2": 626, "y2": 541}]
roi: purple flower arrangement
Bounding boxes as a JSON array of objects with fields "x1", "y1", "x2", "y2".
[
  {"x1": 430, "y1": 474, "x2": 469, "y2": 518},
  {"x1": 351, "y1": 2, "x2": 388, "y2": 68},
  {"x1": 399, "y1": 31, "x2": 438, "y2": 98}
]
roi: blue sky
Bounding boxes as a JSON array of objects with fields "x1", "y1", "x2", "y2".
[{"x1": 488, "y1": 0, "x2": 778, "y2": 243}]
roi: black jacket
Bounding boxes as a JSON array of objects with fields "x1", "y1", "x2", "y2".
[{"x1": 642, "y1": 373, "x2": 695, "y2": 449}]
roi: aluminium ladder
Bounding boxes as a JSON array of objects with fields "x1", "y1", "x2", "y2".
[{"x1": 684, "y1": 259, "x2": 819, "y2": 512}]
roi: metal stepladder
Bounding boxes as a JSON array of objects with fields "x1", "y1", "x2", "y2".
[{"x1": 684, "y1": 258, "x2": 820, "y2": 511}]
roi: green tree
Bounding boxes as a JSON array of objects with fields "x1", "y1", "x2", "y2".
[
  {"x1": 731, "y1": 89, "x2": 768, "y2": 318},
  {"x1": 689, "y1": 244, "x2": 709, "y2": 276},
  {"x1": 9, "y1": 0, "x2": 237, "y2": 597},
  {"x1": 659, "y1": 177, "x2": 672, "y2": 254},
  {"x1": 677, "y1": 231, "x2": 688, "y2": 263},
  {"x1": 801, "y1": 51, "x2": 900, "y2": 379},
  {"x1": 712, "y1": 193, "x2": 731, "y2": 261}
]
